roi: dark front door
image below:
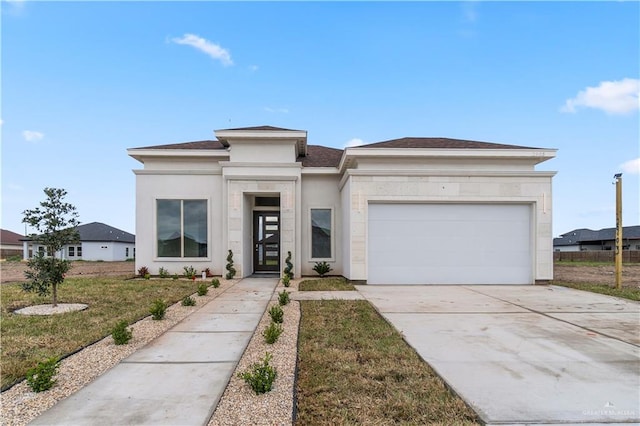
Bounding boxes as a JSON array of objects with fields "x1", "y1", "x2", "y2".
[{"x1": 254, "y1": 212, "x2": 280, "y2": 272}]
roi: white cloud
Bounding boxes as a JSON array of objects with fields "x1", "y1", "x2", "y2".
[
  {"x1": 461, "y1": 1, "x2": 479, "y2": 23},
  {"x1": 561, "y1": 78, "x2": 639, "y2": 115},
  {"x1": 264, "y1": 107, "x2": 289, "y2": 114},
  {"x1": 248, "y1": 65, "x2": 259, "y2": 72},
  {"x1": 22, "y1": 130, "x2": 44, "y2": 142},
  {"x1": 620, "y1": 158, "x2": 640, "y2": 174},
  {"x1": 171, "y1": 34, "x2": 233, "y2": 66},
  {"x1": 345, "y1": 138, "x2": 365, "y2": 148}
]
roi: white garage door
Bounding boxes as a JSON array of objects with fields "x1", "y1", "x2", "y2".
[{"x1": 368, "y1": 203, "x2": 532, "y2": 285}]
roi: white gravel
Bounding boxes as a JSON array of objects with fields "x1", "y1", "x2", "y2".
[
  {"x1": 1, "y1": 278, "x2": 302, "y2": 426},
  {"x1": 209, "y1": 286, "x2": 300, "y2": 426}
]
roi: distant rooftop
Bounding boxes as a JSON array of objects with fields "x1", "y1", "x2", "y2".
[{"x1": 553, "y1": 225, "x2": 640, "y2": 246}]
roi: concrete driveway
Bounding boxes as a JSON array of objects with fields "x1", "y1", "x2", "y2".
[{"x1": 357, "y1": 285, "x2": 640, "y2": 426}]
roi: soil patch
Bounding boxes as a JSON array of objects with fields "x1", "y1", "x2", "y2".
[
  {"x1": 1, "y1": 261, "x2": 134, "y2": 284},
  {"x1": 553, "y1": 264, "x2": 640, "y2": 288}
]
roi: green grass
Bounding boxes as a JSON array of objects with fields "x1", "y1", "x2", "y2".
[
  {"x1": 295, "y1": 300, "x2": 480, "y2": 425},
  {"x1": 554, "y1": 261, "x2": 619, "y2": 267},
  {"x1": 0, "y1": 277, "x2": 199, "y2": 389},
  {"x1": 552, "y1": 282, "x2": 640, "y2": 301},
  {"x1": 299, "y1": 277, "x2": 355, "y2": 291}
]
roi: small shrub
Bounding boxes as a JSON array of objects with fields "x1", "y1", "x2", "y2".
[
  {"x1": 312, "y1": 261, "x2": 333, "y2": 277},
  {"x1": 159, "y1": 267, "x2": 170, "y2": 278},
  {"x1": 197, "y1": 283, "x2": 208, "y2": 296},
  {"x1": 172, "y1": 273, "x2": 179, "y2": 280},
  {"x1": 278, "y1": 290, "x2": 290, "y2": 306},
  {"x1": 6, "y1": 255, "x2": 22, "y2": 262},
  {"x1": 144, "y1": 273, "x2": 151, "y2": 280},
  {"x1": 263, "y1": 322, "x2": 283, "y2": 344},
  {"x1": 226, "y1": 250, "x2": 236, "y2": 279},
  {"x1": 26, "y1": 358, "x2": 59, "y2": 393},
  {"x1": 281, "y1": 275, "x2": 290, "y2": 288},
  {"x1": 150, "y1": 299, "x2": 167, "y2": 320},
  {"x1": 138, "y1": 266, "x2": 149, "y2": 277},
  {"x1": 268, "y1": 304, "x2": 284, "y2": 323},
  {"x1": 183, "y1": 265, "x2": 197, "y2": 279},
  {"x1": 238, "y1": 352, "x2": 277, "y2": 395},
  {"x1": 182, "y1": 296, "x2": 196, "y2": 306},
  {"x1": 283, "y1": 251, "x2": 293, "y2": 280},
  {"x1": 211, "y1": 278, "x2": 220, "y2": 288},
  {"x1": 111, "y1": 320, "x2": 133, "y2": 345}
]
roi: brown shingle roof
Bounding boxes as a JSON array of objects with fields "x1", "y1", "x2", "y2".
[
  {"x1": 218, "y1": 125, "x2": 302, "y2": 132},
  {"x1": 357, "y1": 137, "x2": 538, "y2": 150},
  {"x1": 298, "y1": 145, "x2": 343, "y2": 167},
  {"x1": 1, "y1": 229, "x2": 24, "y2": 245},
  {"x1": 133, "y1": 140, "x2": 226, "y2": 150}
]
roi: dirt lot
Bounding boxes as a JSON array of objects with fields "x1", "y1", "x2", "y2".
[
  {"x1": 0, "y1": 261, "x2": 135, "y2": 284},
  {"x1": 553, "y1": 263, "x2": 640, "y2": 288},
  {"x1": 2, "y1": 260, "x2": 639, "y2": 287}
]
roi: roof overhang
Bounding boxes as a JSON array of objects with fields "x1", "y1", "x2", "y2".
[
  {"x1": 127, "y1": 148, "x2": 230, "y2": 164},
  {"x1": 338, "y1": 147, "x2": 557, "y2": 172}
]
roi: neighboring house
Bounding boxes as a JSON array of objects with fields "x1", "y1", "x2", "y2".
[
  {"x1": 22, "y1": 222, "x2": 136, "y2": 261},
  {"x1": 128, "y1": 126, "x2": 556, "y2": 285},
  {"x1": 1, "y1": 229, "x2": 25, "y2": 259},
  {"x1": 553, "y1": 226, "x2": 640, "y2": 252}
]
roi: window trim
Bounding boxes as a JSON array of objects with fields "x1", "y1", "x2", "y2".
[
  {"x1": 309, "y1": 207, "x2": 335, "y2": 262},
  {"x1": 155, "y1": 198, "x2": 210, "y2": 261},
  {"x1": 68, "y1": 246, "x2": 75, "y2": 257}
]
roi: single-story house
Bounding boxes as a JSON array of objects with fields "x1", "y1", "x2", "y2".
[
  {"x1": 128, "y1": 126, "x2": 556, "y2": 285},
  {"x1": 1, "y1": 229, "x2": 25, "y2": 259},
  {"x1": 22, "y1": 222, "x2": 136, "y2": 261},
  {"x1": 554, "y1": 226, "x2": 640, "y2": 252}
]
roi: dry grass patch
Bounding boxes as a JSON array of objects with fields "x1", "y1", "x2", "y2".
[
  {"x1": 298, "y1": 277, "x2": 355, "y2": 291},
  {"x1": 1, "y1": 277, "x2": 202, "y2": 389},
  {"x1": 552, "y1": 282, "x2": 640, "y2": 301},
  {"x1": 295, "y1": 300, "x2": 480, "y2": 425}
]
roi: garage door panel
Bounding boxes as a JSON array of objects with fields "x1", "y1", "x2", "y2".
[{"x1": 368, "y1": 204, "x2": 532, "y2": 285}]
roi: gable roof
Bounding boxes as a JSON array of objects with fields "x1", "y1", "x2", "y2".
[
  {"x1": 1, "y1": 229, "x2": 25, "y2": 245},
  {"x1": 77, "y1": 222, "x2": 135, "y2": 243},
  {"x1": 23, "y1": 222, "x2": 135, "y2": 244},
  {"x1": 357, "y1": 137, "x2": 539, "y2": 150}
]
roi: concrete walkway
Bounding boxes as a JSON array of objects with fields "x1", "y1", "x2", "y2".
[
  {"x1": 30, "y1": 277, "x2": 278, "y2": 426},
  {"x1": 357, "y1": 284, "x2": 640, "y2": 426}
]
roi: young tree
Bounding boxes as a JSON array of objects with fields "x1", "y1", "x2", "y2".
[{"x1": 22, "y1": 188, "x2": 80, "y2": 307}]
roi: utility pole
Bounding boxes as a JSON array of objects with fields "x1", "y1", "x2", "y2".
[{"x1": 614, "y1": 173, "x2": 623, "y2": 289}]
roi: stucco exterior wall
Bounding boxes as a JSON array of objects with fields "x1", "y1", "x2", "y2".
[
  {"x1": 133, "y1": 171, "x2": 223, "y2": 276},
  {"x1": 300, "y1": 173, "x2": 343, "y2": 276},
  {"x1": 341, "y1": 171, "x2": 555, "y2": 282},
  {"x1": 81, "y1": 242, "x2": 135, "y2": 261}
]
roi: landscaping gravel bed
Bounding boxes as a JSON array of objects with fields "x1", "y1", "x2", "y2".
[{"x1": 0, "y1": 279, "x2": 300, "y2": 426}]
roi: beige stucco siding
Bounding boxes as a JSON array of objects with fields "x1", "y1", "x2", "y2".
[
  {"x1": 133, "y1": 171, "x2": 223, "y2": 276},
  {"x1": 300, "y1": 174, "x2": 343, "y2": 276},
  {"x1": 341, "y1": 172, "x2": 555, "y2": 282}
]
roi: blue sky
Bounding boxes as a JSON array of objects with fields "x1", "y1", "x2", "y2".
[{"x1": 1, "y1": 1, "x2": 638, "y2": 237}]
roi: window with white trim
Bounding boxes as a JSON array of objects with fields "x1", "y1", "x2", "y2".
[
  {"x1": 68, "y1": 246, "x2": 75, "y2": 257},
  {"x1": 157, "y1": 199, "x2": 208, "y2": 258},
  {"x1": 310, "y1": 208, "x2": 332, "y2": 259}
]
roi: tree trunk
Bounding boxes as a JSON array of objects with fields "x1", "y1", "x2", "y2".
[{"x1": 52, "y1": 283, "x2": 58, "y2": 307}]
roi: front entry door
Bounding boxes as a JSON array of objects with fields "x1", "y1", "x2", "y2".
[{"x1": 254, "y1": 212, "x2": 280, "y2": 272}]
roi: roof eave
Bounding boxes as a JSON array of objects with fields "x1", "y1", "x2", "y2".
[
  {"x1": 338, "y1": 147, "x2": 557, "y2": 173},
  {"x1": 127, "y1": 148, "x2": 230, "y2": 163}
]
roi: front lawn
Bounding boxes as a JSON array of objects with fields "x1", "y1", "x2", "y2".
[
  {"x1": 295, "y1": 300, "x2": 480, "y2": 424},
  {"x1": 298, "y1": 277, "x2": 355, "y2": 291},
  {"x1": 0, "y1": 277, "x2": 199, "y2": 389}
]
